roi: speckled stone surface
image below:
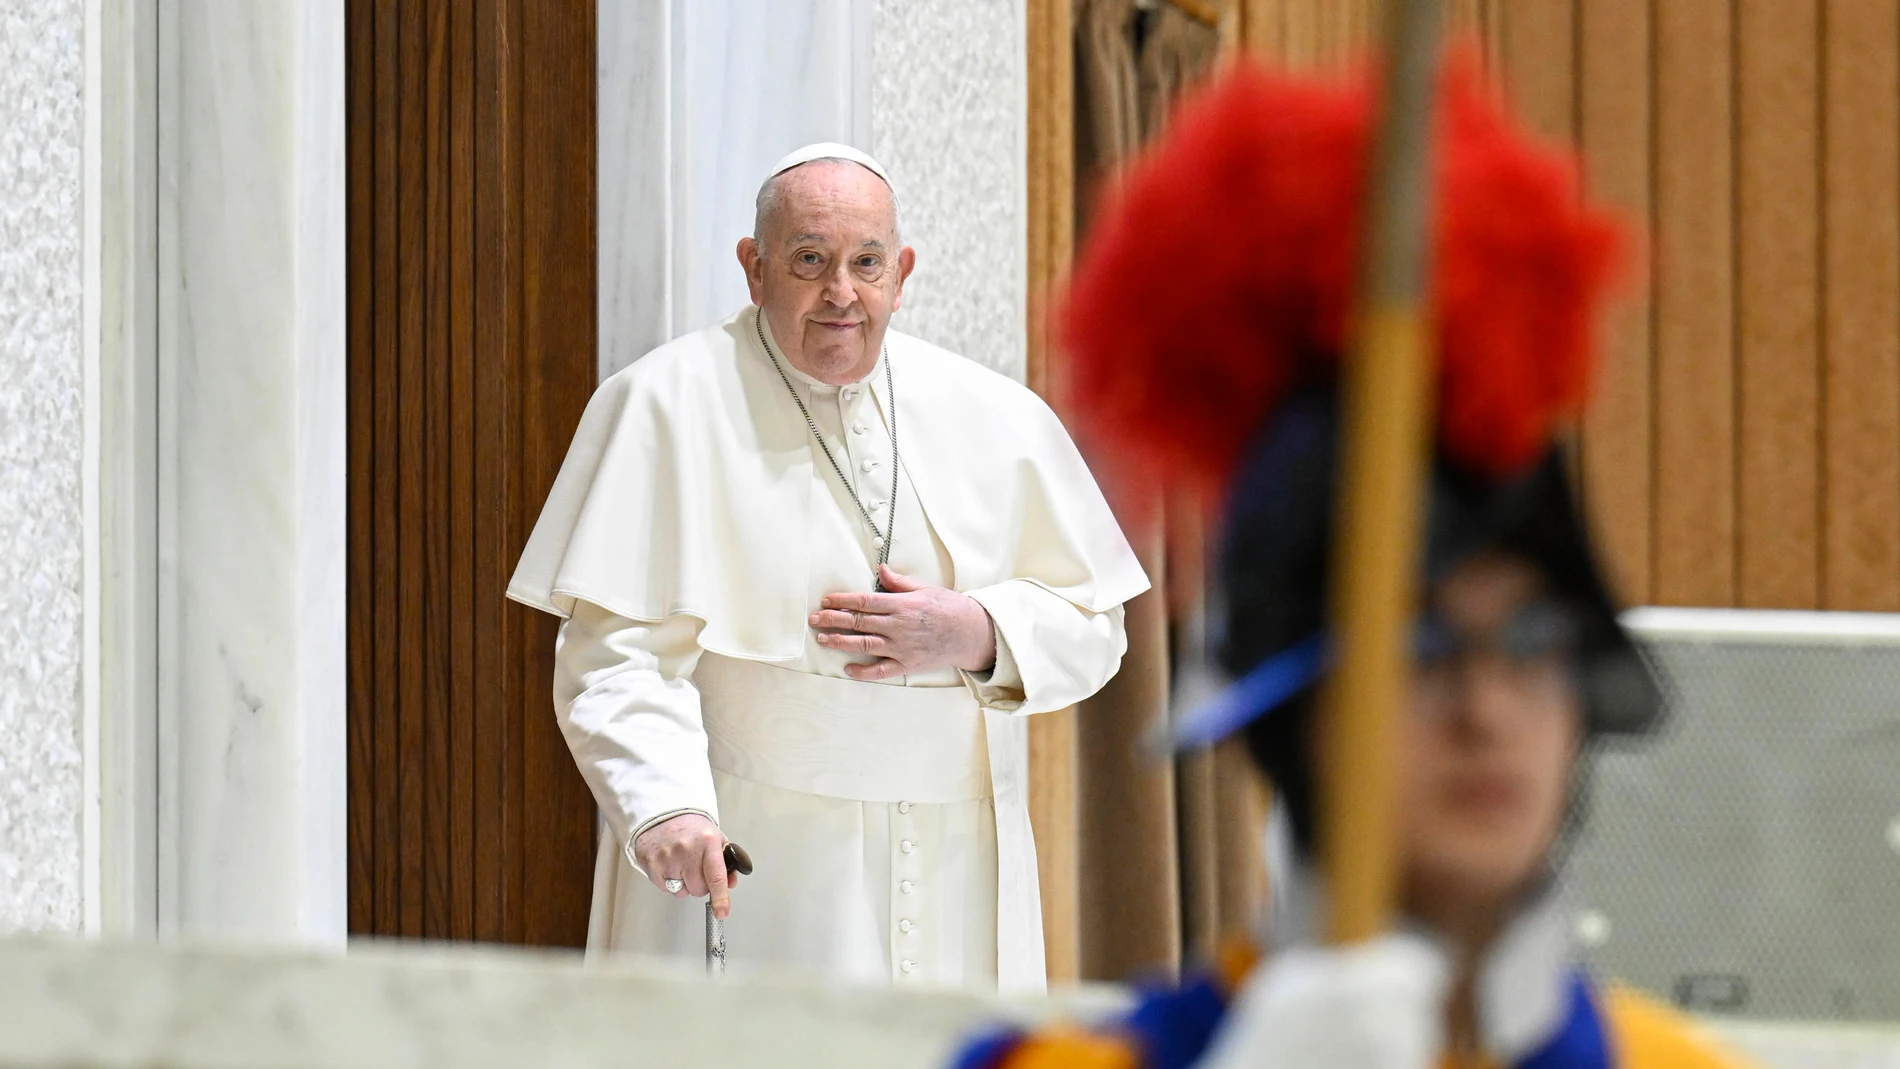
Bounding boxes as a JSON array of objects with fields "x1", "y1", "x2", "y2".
[
  {"x1": 0, "y1": 937, "x2": 1890, "y2": 1069},
  {"x1": 870, "y1": 0, "x2": 1026, "y2": 382},
  {"x1": 0, "y1": 0, "x2": 86, "y2": 935},
  {"x1": 0, "y1": 937, "x2": 1124, "y2": 1069}
]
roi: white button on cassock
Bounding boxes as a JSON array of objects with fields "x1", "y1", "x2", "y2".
[
  {"x1": 853, "y1": 422, "x2": 868, "y2": 435},
  {"x1": 898, "y1": 801, "x2": 912, "y2": 813},
  {"x1": 900, "y1": 880, "x2": 915, "y2": 894},
  {"x1": 899, "y1": 919, "x2": 914, "y2": 933},
  {"x1": 901, "y1": 960, "x2": 917, "y2": 974},
  {"x1": 861, "y1": 458, "x2": 878, "y2": 472},
  {"x1": 900, "y1": 839, "x2": 915, "y2": 854}
]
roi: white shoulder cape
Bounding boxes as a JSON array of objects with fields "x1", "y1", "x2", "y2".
[{"x1": 507, "y1": 307, "x2": 1150, "y2": 660}]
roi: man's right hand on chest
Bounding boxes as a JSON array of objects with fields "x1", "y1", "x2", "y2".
[{"x1": 633, "y1": 813, "x2": 737, "y2": 920}]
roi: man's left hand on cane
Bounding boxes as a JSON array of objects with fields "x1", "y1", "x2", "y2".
[{"x1": 810, "y1": 564, "x2": 997, "y2": 680}]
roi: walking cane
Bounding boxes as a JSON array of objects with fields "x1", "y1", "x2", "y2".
[
  {"x1": 706, "y1": 841, "x2": 754, "y2": 978},
  {"x1": 1320, "y1": 0, "x2": 1442, "y2": 946}
]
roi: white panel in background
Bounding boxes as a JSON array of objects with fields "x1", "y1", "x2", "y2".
[
  {"x1": 597, "y1": 0, "x2": 674, "y2": 380},
  {"x1": 670, "y1": 0, "x2": 873, "y2": 344},
  {"x1": 598, "y1": 0, "x2": 873, "y2": 381}
]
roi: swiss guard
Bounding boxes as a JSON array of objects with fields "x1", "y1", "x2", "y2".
[{"x1": 953, "y1": 30, "x2": 1758, "y2": 1069}]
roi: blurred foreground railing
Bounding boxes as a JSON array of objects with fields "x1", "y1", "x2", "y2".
[{"x1": 3, "y1": 936, "x2": 1898, "y2": 1068}]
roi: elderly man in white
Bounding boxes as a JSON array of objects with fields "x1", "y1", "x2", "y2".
[{"x1": 508, "y1": 143, "x2": 1146, "y2": 990}]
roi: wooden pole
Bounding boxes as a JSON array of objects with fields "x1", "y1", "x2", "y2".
[{"x1": 1319, "y1": 0, "x2": 1443, "y2": 946}]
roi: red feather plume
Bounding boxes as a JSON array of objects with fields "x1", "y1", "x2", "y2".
[{"x1": 1060, "y1": 46, "x2": 1629, "y2": 492}]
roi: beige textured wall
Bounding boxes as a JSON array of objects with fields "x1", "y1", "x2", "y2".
[
  {"x1": 870, "y1": 0, "x2": 1026, "y2": 382},
  {"x1": 0, "y1": 0, "x2": 86, "y2": 933}
]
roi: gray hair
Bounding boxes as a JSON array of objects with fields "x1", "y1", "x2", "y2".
[{"x1": 753, "y1": 157, "x2": 903, "y2": 244}]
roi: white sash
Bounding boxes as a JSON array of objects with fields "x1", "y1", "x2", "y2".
[{"x1": 695, "y1": 654, "x2": 990, "y2": 804}]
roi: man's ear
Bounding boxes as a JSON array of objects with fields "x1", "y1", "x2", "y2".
[
  {"x1": 891, "y1": 245, "x2": 917, "y2": 311},
  {"x1": 737, "y1": 236, "x2": 764, "y2": 303}
]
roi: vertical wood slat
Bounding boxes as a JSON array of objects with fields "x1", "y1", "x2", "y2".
[
  {"x1": 495, "y1": 0, "x2": 530, "y2": 946},
  {"x1": 1651, "y1": 0, "x2": 1736, "y2": 607},
  {"x1": 421, "y1": 0, "x2": 453, "y2": 940},
  {"x1": 447, "y1": 0, "x2": 477, "y2": 942},
  {"x1": 1282, "y1": 0, "x2": 1320, "y2": 68},
  {"x1": 1823, "y1": 0, "x2": 1900, "y2": 610},
  {"x1": 1736, "y1": 0, "x2": 1821, "y2": 609},
  {"x1": 518, "y1": 0, "x2": 599, "y2": 947},
  {"x1": 1230, "y1": 0, "x2": 1284, "y2": 61},
  {"x1": 1025, "y1": 0, "x2": 1081, "y2": 985},
  {"x1": 369, "y1": 0, "x2": 403, "y2": 939},
  {"x1": 469, "y1": 0, "x2": 514, "y2": 943},
  {"x1": 394, "y1": 0, "x2": 428, "y2": 938},
  {"x1": 1577, "y1": 0, "x2": 1655, "y2": 605},
  {"x1": 1497, "y1": 0, "x2": 1576, "y2": 142},
  {"x1": 345, "y1": 0, "x2": 377, "y2": 938}
]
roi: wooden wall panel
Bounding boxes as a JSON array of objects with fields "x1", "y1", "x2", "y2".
[
  {"x1": 1823, "y1": 0, "x2": 1900, "y2": 610},
  {"x1": 1577, "y1": 0, "x2": 1655, "y2": 605},
  {"x1": 1651, "y1": 0, "x2": 1737, "y2": 607},
  {"x1": 1497, "y1": 0, "x2": 1575, "y2": 142},
  {"x1": 1737, "y1": 0, "x2": 1821, "y2": 608},
  {"x1": 1027, "y1": 0, "x2": 1080, "y2": 984},
  {"x1": 1228, "y1": 0, "x2": 1897, "y2": 617},
  {"x1": 348, "y1": 0, "x2": 598, "y2": 946}
]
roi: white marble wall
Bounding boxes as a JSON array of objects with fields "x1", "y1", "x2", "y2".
[
  {"x1": 870, "y1": 0, "x2": 1027, "y2": 381},
  {"x1": 597, "y1": 1, "x2": 673, "y2": 376},
  {"x1": 599, "y1": 0, "x2": 872, "y2": 379},
  {"x1": 0, "y1": 0, "x2": 86, "y2": 934},
  {"x1": 157, "y1": 0, "x2": 346, "y2": 943}
]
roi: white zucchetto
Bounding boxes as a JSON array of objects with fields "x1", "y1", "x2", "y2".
[{"x1": 765, "y1": 142, "x2": 892, "y2": 188}]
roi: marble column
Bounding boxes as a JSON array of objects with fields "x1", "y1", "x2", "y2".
[{"x1": 156, "y1": 0, "x2": 346, "y2": 945}]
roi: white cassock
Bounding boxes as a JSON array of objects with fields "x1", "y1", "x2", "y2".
[{"x1": 508, "y1": 306, "x2": 1148, "y2": 991}]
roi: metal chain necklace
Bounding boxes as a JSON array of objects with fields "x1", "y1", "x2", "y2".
[{"x1": 756, "y1": 309, "x2": 902, "y2": 591}]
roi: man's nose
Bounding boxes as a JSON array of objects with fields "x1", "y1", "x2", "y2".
[
  {"x1": 822, "y1": 262, "x2": 856, "y2": 305},
  {"x1": 1447, "y1": 658, "x2": 1520, "y2": 738}
]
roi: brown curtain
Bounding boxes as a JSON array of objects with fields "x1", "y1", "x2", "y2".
[{"x1": 1069, "y1": 0, "x2": 1267, "y2": 983}]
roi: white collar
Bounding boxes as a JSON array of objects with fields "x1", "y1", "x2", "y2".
[{"x1": 1262, "y1": 814, "x2": 1574, "y2": 1062}]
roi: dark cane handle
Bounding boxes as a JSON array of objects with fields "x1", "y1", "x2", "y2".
[{"x1": 723, "y1": 841, "x2": 754, "y2": 877}]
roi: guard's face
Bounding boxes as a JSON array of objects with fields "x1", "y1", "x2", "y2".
[
  {"x1": 1392, "y1": 552, "x2": 1583, "y2": 926},
  {"x1": 737, "y1": 161, "x2": 915, "y2": 385}
]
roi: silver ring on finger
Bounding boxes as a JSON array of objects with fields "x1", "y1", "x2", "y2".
[{"x1": 664, "y1": 878, "x2": 685, "y2": 894}]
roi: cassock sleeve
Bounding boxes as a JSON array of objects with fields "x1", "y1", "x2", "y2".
[
  {"x1": 553, "y1": 599, "x2": 719, "y2": 875},
  {"x1": 962, "y1": 578, "x2": 1129, "y2": 715}
]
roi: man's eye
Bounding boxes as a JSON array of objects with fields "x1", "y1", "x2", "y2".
[{"x1": 799, "y1": 252, "x2": 822, "y2": 264}]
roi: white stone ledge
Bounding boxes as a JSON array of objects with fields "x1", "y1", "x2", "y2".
[
  {"x1": 1712, "y1": 1019, "x2": 1900, "y2": 1069},
  {"x1": 0, "y1": 937, "x2": 1119, "y2": 1069},
  {"x1": 4, "y1": 937, "x2": 1897, "y2": 1069}
]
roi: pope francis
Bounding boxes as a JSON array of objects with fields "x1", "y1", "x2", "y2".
[{"x1": 507, "y1": 143, "x2": 1148, "y2": 990}]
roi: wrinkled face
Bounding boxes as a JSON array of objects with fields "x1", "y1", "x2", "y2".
[
  {"x1": 1396, "y1": 552, "x2": 1584, "y2": 922},
  {"x1": 736, "y1": 161, "x2": 915, "y2": 385}
]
